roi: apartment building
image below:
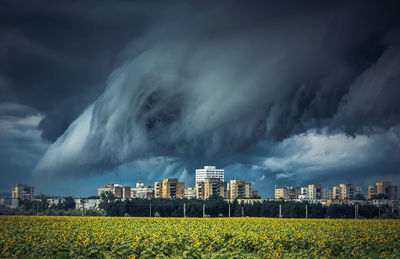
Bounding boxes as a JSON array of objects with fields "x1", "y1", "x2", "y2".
[
  {"x1": 121, "y1": 186, "x2": 131, "y2": 199},
  {"x1": 275, "y1": 187, "x2": 300, "y2": 200},
  {"x1": 339, "y1": 184, "x2": 355, "y2": 200},
  {"x1": 368, "y1": 182, "x2": 398, "y2": 199},
  {"x1": 367, "y1": 185, "x2": 376, "y2": 199},
  {"x1": 185, "y1": 187, "x2": 196, "y2": 199},
  {"x1": 321, "y1": 186, "x2": 333, "y2": 199},
  {"x1": 230, "y1": 180, "x2": 245, "y2": 199},
  {"x1": 154, "y1": 178, "x2": 185, "y2": 198},
  {"x1": 195, "y1": 166, "x2": 224, "y2": 183},
  {"x1": 308, "y1": 184, "x2": 322, "y2": 200},
  {"x1": 332, "y1": 186, "x2": 340, "y2": 200},
  {"x1": 228, "y1": 180, "x2": 253, "y2": 199},
  {"x1": 132, "y1": 183, "x2": 154, "y2": 199},
  {"x1": 206, "y1": 178, "x2": 229, "y2": 199},
  {"x1": 11, "y1": 184, "x2": 34, "y2": 200},
  {"x1": 98, "y1": 184, "x2": 123, "y2": 198}
]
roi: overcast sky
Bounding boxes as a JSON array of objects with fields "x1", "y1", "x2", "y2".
[{"x1": 1, "y1": 1, "x2": 400, "y2": 198}]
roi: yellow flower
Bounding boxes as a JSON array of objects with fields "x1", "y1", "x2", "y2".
[
  {"x1": 193, "y1": 241, "x2": 202, "y2": 248},
  {"x1": 325, "y1": 248, "x2": 331, "y2": 254}
]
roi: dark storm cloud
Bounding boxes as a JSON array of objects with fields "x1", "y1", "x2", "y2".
[
  {"x1": 0, "y1": 0, "x2": 193, "y2": 141},
  {"x1": 31, "y1": 1, "x2": 400, "y2": 178},
  {"x1": 0, "y1": 1, "x2": 399, "y2": 192}
]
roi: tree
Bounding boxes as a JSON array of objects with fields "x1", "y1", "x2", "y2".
[
  {"x1": 99, "y1": 192, "x2": 118, "y2": 216},
  {"x1": 373, "y1": 194, "x2": 390, "y2": 200},
  {"x1": 355, "y1": 194, "x2": 365, "y2": 200},
  {"x1": 63, "y1": 197, "x2": 76, "y2": 210}
]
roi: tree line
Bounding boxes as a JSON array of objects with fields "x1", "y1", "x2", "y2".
[
  {"x1": 99, "y1": 192, "x2": 399, "y2": 219},
  {"x1": 1, "y1": 192, "x2": 398, "y2": 219}
]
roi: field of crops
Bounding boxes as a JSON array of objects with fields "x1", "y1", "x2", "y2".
[{"x1": 1, "y1": 216, "x2": 399, "y2": 258}]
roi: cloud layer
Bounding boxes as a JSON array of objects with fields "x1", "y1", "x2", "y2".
[{"x1": 34, "y1": 1, "x2": 400, "y2": 178}]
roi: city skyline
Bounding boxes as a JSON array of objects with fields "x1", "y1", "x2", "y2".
[
  {"x1": 4, "y1": 174, "x2": 398, "y2": 201},
  {"x1": 1, "y1": 1, "x2": 400, "y2": 198}
]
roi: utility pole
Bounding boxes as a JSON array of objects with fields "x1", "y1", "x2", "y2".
[
  {"x1": 203, "y1": 203, "x2": 205, "y2": 218},
  {"x1": 149, "y1": 202, "x2": 152, "y2": 217},
  {"x1": 306, "y1": 204, "x2": 309, "y2": 219},
  {"x1": 355, "y1": 204, "x2": 358, "y2": 219},
  {"x1": 228, "y1": 202, "x2": 231, "y2": 218},
  {"x1": 379, "y1": 204, "x2": 381, "y2": 219},
  {"x1": 279, "y1": 204, "x2": 282, "y2": 218},
  {"x1": 81, "y1": 199, "x2": 85, "y2": 217},
  {"x1": 184, "y1": 203, "x2": 186, "y2": 218}
]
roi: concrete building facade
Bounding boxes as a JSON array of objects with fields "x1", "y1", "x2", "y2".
[
  {"x1": 195, "y1": 166, "x2": 224, "y2": 183},
  {"x1": 12, "y1": 184, "x2": 34, "y2": 200},
  {"x1": 368, "y1": 182, "x2": 398, "y2": 199},
  {"x1": 98, "y1": 184, "x2": 123, "y2": 198},
  {"x1": 154, "y1": 178, "x2": 185, "y2": 198}
]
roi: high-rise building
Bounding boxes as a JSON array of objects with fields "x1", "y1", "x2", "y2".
[
  {"x1": 368, "y1": 185, "x2": 376, "y2": 199},
  {"x1": 154, "y1": 182, "x2": 161, "y2": 198},
  {"x1": 332, "y1": 186, "x2": 341, "y2": 200},
  {"x1": 355, "y1": 186, "x2": 362, "y2": 197},
  {"x1": 230, "y1": 180, "x2": 245, "y2": 199},
  {"x1": 321, "y1": 186, "x2": 333, "y2": 200},
  {"x1": 122, "y1": 186, "x2": 131, "y2": 199},
  {"x1": 245, "y1": 183, "x2": 252, "y2": 198},
  {"x1": 339, "y1": 184, "x2": 355, "y2": 200},
  {"x1": 195, "y1": 181, "x2": 205, "y2": 199},
  {"x1": 368, "y1": 182, "x2": 398, "y2": 199},
  {"x1": 98, "y1": 184, "x2": 123, "y2": 198},
  {"x1": 274, "y1": 187, "x2": 300, "y2": 200},
  {"x1": 308, "y1": 184, "x2": 322, "y2": 200},
  {"x1": 203, "y1": 178, "x2": 228, "y2": 199},
  {"x1": 154, "y1": 178, "x2": 185, "y2": 198},
  {"x1": 230, "y1": 180, "x2": 253, "y2": 199},
  {"x1": 12, "y1": 184, "x2": 34, "y2": 200},
  {"x1": 195, "y1": 166, "x2": 224, "y2": 183}
]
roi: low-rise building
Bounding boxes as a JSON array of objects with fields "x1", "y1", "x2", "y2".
[
  {"x1": 185, "y1": 187, "x2": 196, "y2": 199},
  {"x1": 132, "y1": 183, "x2": 154, "y2": 199},
  {"x1": 98, "y1": 184, "x2": 123, "y2": 198},
  {"x1": 74, "y1": 199, "x2": 100, "y2": 210},
  {"x1": 0, "y1": 198, "x2": 19, "y2": 209}
]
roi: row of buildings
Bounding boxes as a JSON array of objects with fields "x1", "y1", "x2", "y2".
[
  {"x1": 98, "y1": 166, "x2": 257, "y2": 200},
  {"x1": 275, "y1": 181, "x2": 398, "y2": 201}
]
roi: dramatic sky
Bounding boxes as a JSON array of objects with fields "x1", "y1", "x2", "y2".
[{"x1": 1, "y1": 1, "x2": 400, "y2": 197}]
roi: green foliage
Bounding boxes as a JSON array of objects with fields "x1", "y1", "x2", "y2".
[{"x1": 1, "y1": 216, "x2": 400, "y2": 258}]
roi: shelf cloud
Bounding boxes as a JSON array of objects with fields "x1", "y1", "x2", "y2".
[{"x1": 34, "y1": 1, "x2": 400, "y2": 178}]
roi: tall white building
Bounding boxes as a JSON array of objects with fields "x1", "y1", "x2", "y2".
[{"x1": 195, "y1": 166, "x2": 224, "y2": 183}]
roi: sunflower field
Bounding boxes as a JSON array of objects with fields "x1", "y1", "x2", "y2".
[{"x1": 0, "y1": 216, "x2": 399, "y2": 258}]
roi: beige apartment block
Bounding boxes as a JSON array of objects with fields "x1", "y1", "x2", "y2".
[
  {"x1": 154, "y1": 178, "x2": 185, "y2": 198},
  {"x1": 339, "y1": 184, "x2": 355, "y2": 200}
]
